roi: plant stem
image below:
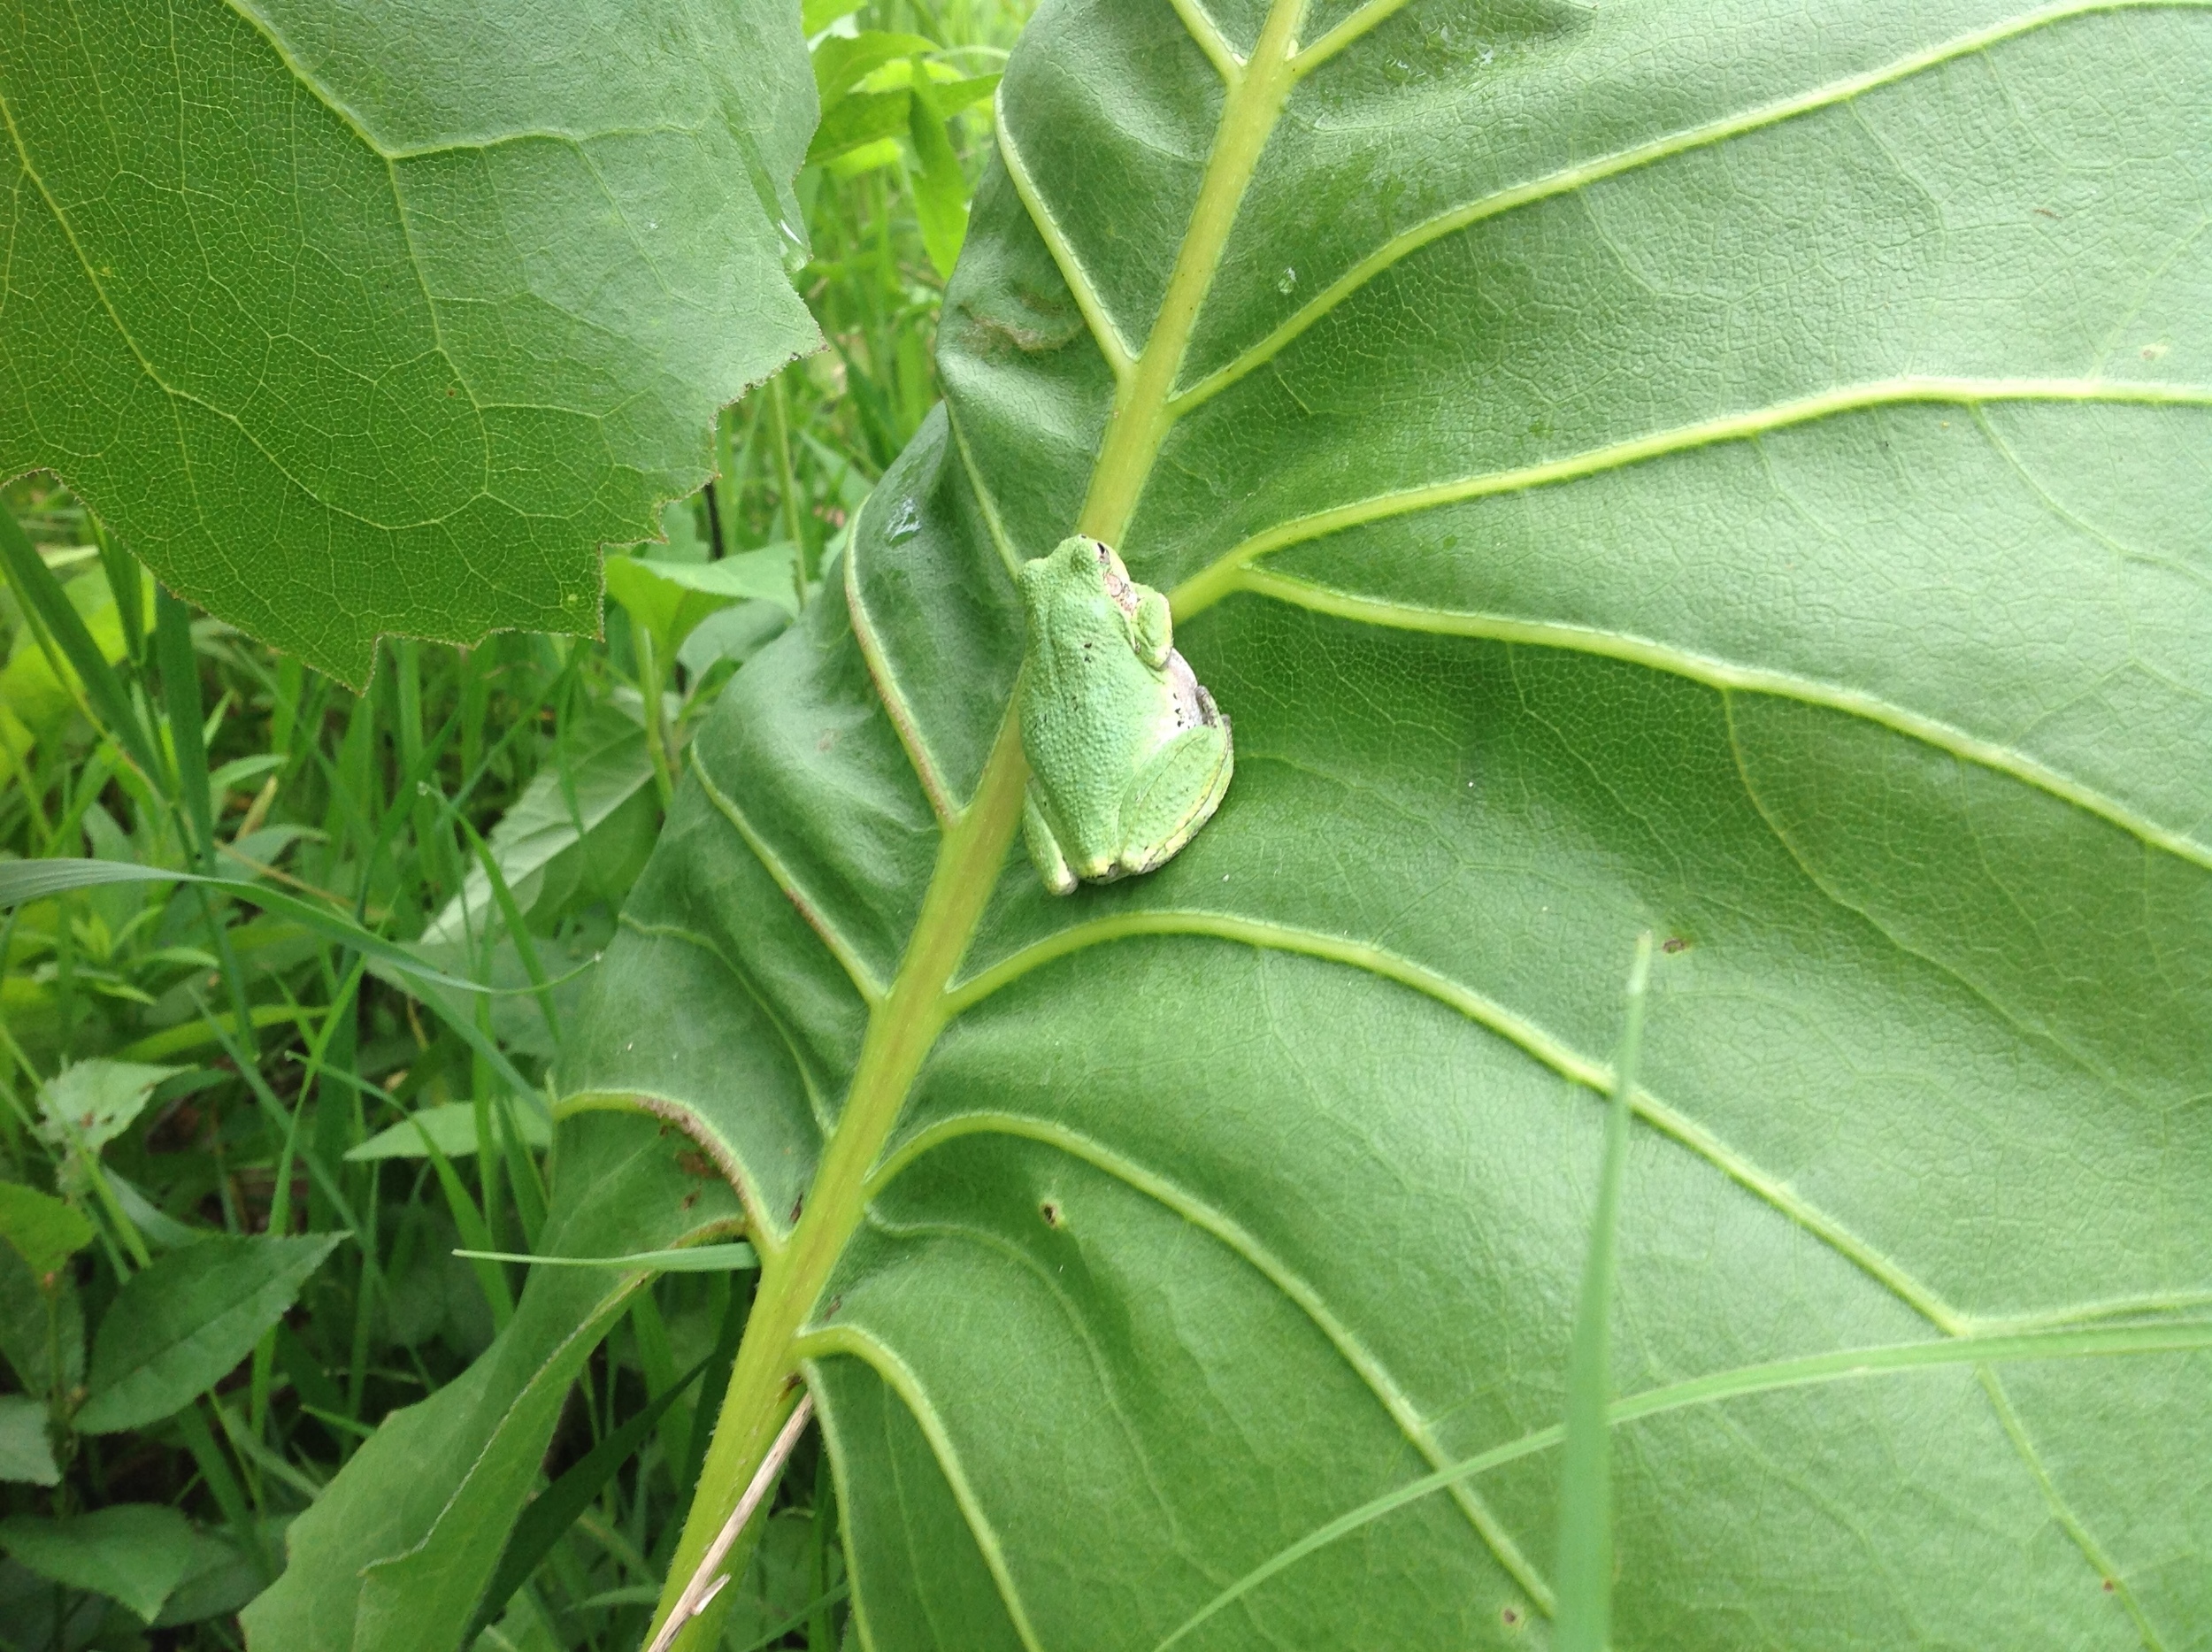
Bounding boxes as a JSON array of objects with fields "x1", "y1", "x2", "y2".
[
  {"x1": 647, "y1": 10, "x2": 1311, "y2": 1640},
  {"x1": 645, "y1": 712, "x2": 1029, "y2": 1649},
  {"x1": 768, "y1": 372, "x2": 810, "y2": 592},
  {"x1": 634, "y1": 629, "x2": 677, "y2": 809}
]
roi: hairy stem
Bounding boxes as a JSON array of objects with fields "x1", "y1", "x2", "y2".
[{"x1": 645, "y1": 4, "x2": 1310, "y2": 1640}]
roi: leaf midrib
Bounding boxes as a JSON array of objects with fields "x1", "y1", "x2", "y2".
[
  {"x1": 672, "y1": 0, "x2": 2205, "y2": 1638},
  {"x1": 649, "y1": 7, "x2": 1324, "y2": 1640}
]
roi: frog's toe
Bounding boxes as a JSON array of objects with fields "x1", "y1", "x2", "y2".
[{"x1": 1023, "y1": 791, "x2": 1080, "y2": 896}]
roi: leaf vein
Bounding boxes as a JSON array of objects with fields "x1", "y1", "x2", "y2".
[
  {"x1": 866, "y1": 1112, "x2": 1555, "y2": 1610},
  {"x1": 1172, "y1": 0, "x2": 2212, "y2": 411},
  {"x1": 1233, "y1": 564, "x2": 2212, "y2": 872}
]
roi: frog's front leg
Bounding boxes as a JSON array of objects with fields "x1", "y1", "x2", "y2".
[
  {"x1": 1114, "y1": 720, "x2": 1233, "y2": 878},
  {"x1": 1131, "y1": 588, "x2": 1174, "y2": 672},
  {"x1": 1023, "y1": 783, "x2": 1079, "y2": 896}
]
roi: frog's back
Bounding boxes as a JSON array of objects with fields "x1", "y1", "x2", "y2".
[{"x1": 1018, "y1": 542, "x2": 1158, "y2": 869}]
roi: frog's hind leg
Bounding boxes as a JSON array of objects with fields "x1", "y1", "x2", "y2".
[
  {"x1": 1115, "y1": 718, "x2": 1233, "y2": 879},
  {"x1": 1023, "y1": 786, "x2": 1080, "y2": 895}
]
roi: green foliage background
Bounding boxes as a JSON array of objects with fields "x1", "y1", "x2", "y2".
[
  {"x1": 4, "y1": 0, "x2": 2209, "y2": 1648},
  {"x1": 1, "y1": 1, "x2": 1018, "y2": 1646}
]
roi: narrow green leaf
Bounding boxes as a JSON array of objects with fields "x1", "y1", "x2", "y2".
[
  {"x1": 77, "y1": 1233, "x2": 347, "y2": 1433},
  {"x1": 346, "y1": 1103, "x2": 551, "y2": 1164},
  {"x1": 0, "y1": 1179, "x2": 95, "y2": 1277},
  {"x1": 914, "y1": 72, "x2": 1000, "y2": 122},
  {"x1": 0, "y1": 858, "x2": 559, "y2": 1000},
  {"x1": 0, "y1": 1394, "x2": 59, "y2": 1487},
  {"x1": 408, "y1": 1110, "x2": 514, "y2": 1333},
  {"x1": 156, "y1": 583, "x2": 215, "y2": 868},
  {"x1": 419, "y1": 705, "x2": 657, "y2": 948},
  {"x1": 1555, "y1": 933, "x2": 1655, "y2": 1652},
  {"x1": 0, "y1": 1503, "x2": 198, "y2": 1622},
  {"x1": 800, "y1": 0, "x2": 863, "y2": 37},
  {"x1": 464, "y1": 1352, "x2": 714, "y2": 1645},
  {"x1": 813, "y1": 32, "x2": 938, "y2": 105},
  {"x1": 242, "y1": 1111, "x2": 745, "y2": 1652},
  {"x1": 452, "y1": 1244, "x2": 759, "y2": 1275},
  {"x1": 905, "y1": 94, "x2": 969, "y2": 280},
  {"x1": 0, "y1": 504, "x2": 159, "y2": 778},
  {"x1": 808, "y1": 87, "x2": 912, "y2": 165}
]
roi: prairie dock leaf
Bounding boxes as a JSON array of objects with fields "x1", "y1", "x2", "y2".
[
  {"x1": 0, "y1": 0, "x2": 821, "y2": 684},
  {"x1": 566, "y1": 0, "x2": 2212, "y2": 1644}
]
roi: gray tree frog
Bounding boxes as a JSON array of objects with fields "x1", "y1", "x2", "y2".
[{"x1": 1016, "y1": 535, "x2": 1233, "y2": 894}]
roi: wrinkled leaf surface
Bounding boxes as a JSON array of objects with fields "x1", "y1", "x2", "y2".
[{"x1": 0, "y1": 0, "x2": 820, "y2": 683}]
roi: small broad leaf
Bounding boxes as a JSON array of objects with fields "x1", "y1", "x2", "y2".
[
  {"x1": 34, "y1": 1059, "x2": 180, "y2": 1160},
  {"x1": 77, "y1": 1233, "x2": 346, "y2": 1434},
  {"x1": 604, "y1": 548, "x2": 803, "y2": 666},
  {"x1": 0, "y1": 0, "x2": 821, "y2": 685},
  {"x1": 0, "y1": 1179, "x2": 95, "y2": 1278},
  {"x1": 344, "y1": 1103, "x2": 552, "y2": 1164},
  {"x1": 0, "y1": 1395, "x2": 59, "y2": 1487},
  {"x1": 0, "y1": 1503, "x2": 197, "y2": 1623}
]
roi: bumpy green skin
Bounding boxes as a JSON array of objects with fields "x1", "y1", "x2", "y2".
[{"x1": 1016, "y1": 536, "x2": 1233, "y2": 894}]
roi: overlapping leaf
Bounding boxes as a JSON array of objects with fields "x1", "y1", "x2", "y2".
[
  {"x1": 0, "y1": 0, "x2": 819, "y2": 684},
  {"x1": 566, "y1": 0, "x2": 2211, "y2": 1645},
  {"x1": 242, "y1": 1111, "x2": 743, "y2": 1652}
]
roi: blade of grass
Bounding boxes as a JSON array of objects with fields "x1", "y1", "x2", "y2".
[
  {"x1": 1556, "y1": 931, "x2": 1655, "y2": 1652},
  {"x1": 0, "y1": 860, "x2": 585, "y2": 1008},
  {"x1": 155, "y1": 585, "x2": 215, "y2": 869},
  {"x1": 0, "y1": 503, "x2": 160, "y2": 780},
  {"x1": 731, "y1": 1583, "x2": 852, "y2": 1652},
  {"x1": 460, "y1": 818, "x2": 559, "y2": 1041},
  {"x1": 1151, "y1": 1316, "x2": 2212, "y2": 1651},
  {"x1": 452, "y1": 1246, "x2": 759, "y2": 1274},
  {"x1": 412, "y1": 1113, "x2": 514, "y2": 1331},
  {"x1": 462, "y1": 1348, "x2": 710, "y2": 1646}
]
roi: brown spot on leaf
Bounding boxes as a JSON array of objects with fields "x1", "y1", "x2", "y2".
[{"x1": 1040, "y1": 1201, "x2": 1063, "y2": 1228}]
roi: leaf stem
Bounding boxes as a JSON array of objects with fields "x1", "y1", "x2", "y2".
[
  {"x1": 643, "y1": 711, "x2": 1030, "y2": 1650},
  {"x1": 649, "y1": 7, "x2": 1315, "y2": 1637},
  {"x1": 1078, "y1": 0, "x2": 1309, "y2": 546}
]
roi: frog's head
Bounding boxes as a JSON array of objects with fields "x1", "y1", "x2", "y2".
[{"x1": 1021, "y1": 535, "x2": 1139, "y2": 617}]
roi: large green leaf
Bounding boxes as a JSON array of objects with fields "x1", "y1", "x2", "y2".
[
  {"x1": 0, "y1": 0, "x2": 819, "y2": 685},
  {"x1": 241, "y1": 1110, "x2": 743, "y2": 1652},
  {"x1": 563, "y1": 0, "x2": 2212, "y2": 1645}
]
